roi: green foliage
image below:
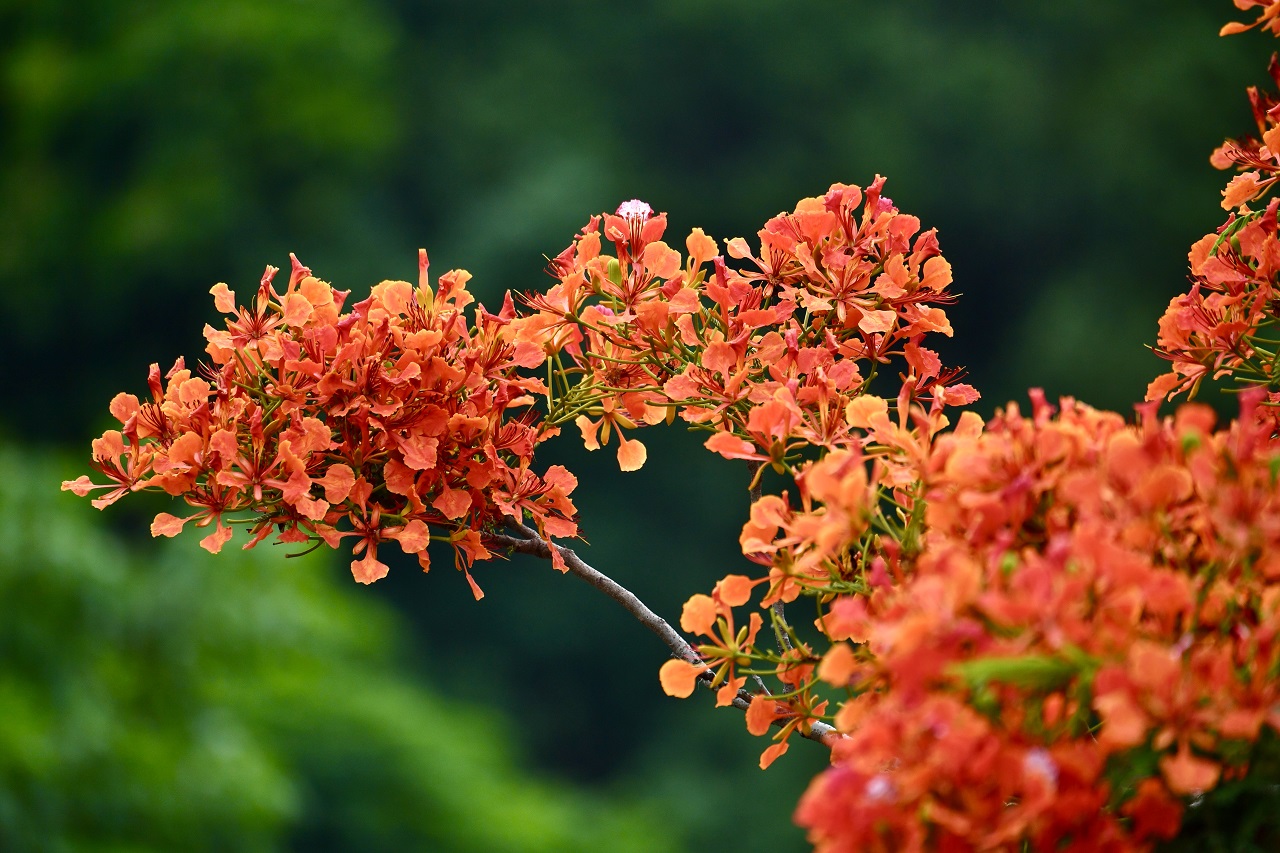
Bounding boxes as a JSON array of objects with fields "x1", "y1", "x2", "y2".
[
  {"x1": 1, "y1": 0, "x2": 406, "y2": 442},
  {"x1": 0, "y1": 443, "x2": 668, "y2": 852}
]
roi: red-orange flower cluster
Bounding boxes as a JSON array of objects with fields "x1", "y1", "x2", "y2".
[
  {"x1": 512, "y1": 181, "x2": 977, "y2": 475},
  {"x1": 1146, "y1": 8, "x2": 1280, "y2": 434},
  {"x1": 792, "y1": 391, "x2": 1280, "y2": 849},
  {"x1": 658, "y1": 574, "x2": 763, "y2": 707},
  {"x1": 1147, "y1": 200, "x2": 1280, "y2": 416},
  {"x1": 1211, "y1": 52, "x2": 1280, "y2": 209},
  {"x1": 63, "y1": 253, "x2": 577, "y2": 595}
]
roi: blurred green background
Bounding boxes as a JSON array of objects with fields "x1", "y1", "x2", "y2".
[{"x1": 1, "y1": 0, "x2": 1264, "y2": 849}]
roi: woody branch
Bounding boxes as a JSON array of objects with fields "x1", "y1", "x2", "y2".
[{"x1": 490, "y1": 521, "x2": 838, "y2": 745}]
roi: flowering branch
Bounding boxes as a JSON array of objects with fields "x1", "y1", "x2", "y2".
[{"x1": 67, "y1": 14, "x2": 1280, "y2": 839}]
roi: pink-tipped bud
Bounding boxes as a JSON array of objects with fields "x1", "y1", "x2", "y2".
[{"x1": 616, "y1": 199, "x2": 653, "y2": 220}]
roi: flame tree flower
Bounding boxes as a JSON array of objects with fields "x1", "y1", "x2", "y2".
[
  {"x1": 512, "y1": 184, "x2": 978, "y2": 476},
  {"x1": 64, "y1": 252, "x2": 577, "y2": 597},
  {"x1": 783, "y1": 390, "x2": 1280, "y2": 850}
]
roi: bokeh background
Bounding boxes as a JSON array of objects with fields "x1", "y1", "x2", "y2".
[{"x1": 1, "y1": 0, "x2": 1265, "y2": 849}]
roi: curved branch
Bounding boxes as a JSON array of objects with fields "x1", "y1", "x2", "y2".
[
  {"x1": 490, "y1": 522, "x2": 838, "y2": 746},
  {"x1": 492, "y1": 522, "x2": 700, "y2": 663}
]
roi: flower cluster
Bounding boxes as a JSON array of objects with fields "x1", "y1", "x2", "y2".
[
  {"x1": 667, "y1": 379, "x2": 1280, "y2": 848},
  {"x1": 1147, "y1": 200, "x2": 1280, "y2": 415},
  {"x1": 663, "y1": 388, "x2": 967, "y2": 771},
  {"x1": 512, "y1": 180, "x2": 977, "y2": 476},
  {"x1": 660, "y1": 9, "x2": 1280, "y2": 848},
  {"x1": 1210, "y1": 52, "x2": 1280, "y2": 208},
  {"x1": 787, "y1": 391, "x2": 1280, "y2": 849},
  {"x1": 1150, "y1": 1, "x2": 1280, "y2": 423},
  {"x1": 63, "y1": 254, "x2": 577, "y2": 595},
  {"x1": 1149, "y1": 14, "x2": 1280, "y2": 428}
]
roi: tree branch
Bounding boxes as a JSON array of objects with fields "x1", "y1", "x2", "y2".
[
  {"x1": 494, "y1": 521, "x2": 700, "y2": 664},
  {"x1": 490, "y1": 522, "x2": 838, "y2": 746}
]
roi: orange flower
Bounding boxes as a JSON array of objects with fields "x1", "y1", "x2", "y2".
[
  {"x1": 575, "y1": 398, "x2": 648, "y2": 471},
  {"x1": 1221, "y1": 0, "x2": 1280, "y2": 37},
  {"x1": 663, "y1": 581, "x2": 764, "y2": 708},
  {"x1": 658, "y1": 659, "x2": 702, "y2": 699},
  {"x1": 1160, "y1": 744, "x2": 1221, "y2": 796}
]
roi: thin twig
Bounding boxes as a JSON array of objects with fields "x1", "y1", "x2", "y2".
[
  {"x1": 490, "y1": 522, "x2": 838, "y2": 745},
  {"x1": 496, "y1": 522, "x2": 700, "y2": 664},
  {"x1": 770, "y1": 602, "x2": 796, "y2": 653}
]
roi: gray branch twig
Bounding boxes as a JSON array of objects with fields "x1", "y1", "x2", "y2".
[{"x1": 489, "y1": 521, "x2": 838, "y2": 746}]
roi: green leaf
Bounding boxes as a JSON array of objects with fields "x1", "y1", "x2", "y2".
[{"x1": 948, "y1": 654, "x2": 1081, "y2": 691}]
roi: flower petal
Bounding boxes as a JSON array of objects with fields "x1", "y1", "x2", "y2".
[
  {"x1": 616, "y1": 435, "x2": 647, "y2": 471},
  {"x1": 351, "y1": 551, "x2": 390, "y2": 585},
  {"x1": 658, "y1": 659, "x2": 701, "y2": 698},
  {"x1": 151, "y1": 512, "x2": 189, "y2": 537}
]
